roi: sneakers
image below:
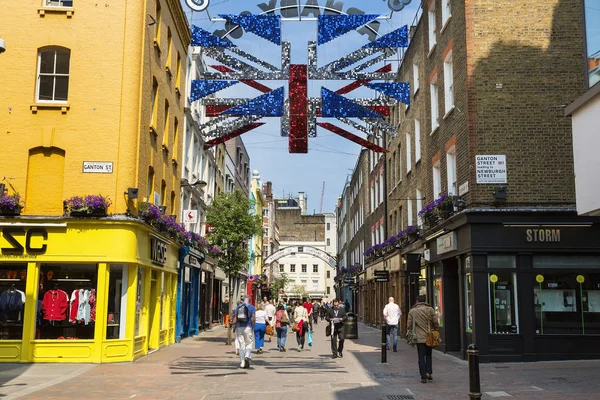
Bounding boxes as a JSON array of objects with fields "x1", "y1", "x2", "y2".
[
  {"x1": 257, "y1": 348, "x2": 263, "y2": 354},
  {"x1": 331, "y1": 354, "x2": 338, "y2": 359},
  {"x1": 338, "y1": 352, "x2": 343, "y2": 358},
  {"x1": 244, "y1": 357, "x2": 251, "y2": 369},
  {"x1": 240, "y1": 360, "x2": 245, "y2": 369}
]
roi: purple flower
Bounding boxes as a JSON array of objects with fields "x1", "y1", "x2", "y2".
[
  {"x1": 65, "y1": 194, "x2": 111, "y2": 214},
  {"x1": 138, "y1": 202, "x2": 162, "y2": 222},
  {"x1": 0, "y1": 193, "x2": 24, "y2": 213}
]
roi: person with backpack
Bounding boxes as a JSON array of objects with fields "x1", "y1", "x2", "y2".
[
  {"x1": 275, "y1": 303, "x2": 289, "y2": 351},
  {"x1": 406, "y1": 295, "x2": 439, "y2": 383},
  {"x1": 233, "y1": 295, "x2": 255, "y2": 369}
]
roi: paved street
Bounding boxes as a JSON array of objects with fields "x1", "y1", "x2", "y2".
[{"x1": 0, "y1": 323, "x2": 598, "y2": 399}]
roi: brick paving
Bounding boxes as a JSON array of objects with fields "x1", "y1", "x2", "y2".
[{"x1": 0, "y1": 323, "x2": 597, "y2": 399}]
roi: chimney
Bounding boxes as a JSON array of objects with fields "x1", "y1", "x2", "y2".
[
  {"x1": 264, "y1": 181, "x2": 273, "y2": 201},
  {"x1": 298, "y1": 191, "x2": 306, "y2": 215}
]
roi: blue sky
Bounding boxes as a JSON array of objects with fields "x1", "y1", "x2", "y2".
[{"x1": 181, "y1": 0, "x2": 420, "y2": 213}]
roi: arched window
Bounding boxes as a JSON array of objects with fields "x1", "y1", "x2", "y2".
[{"x1": 37, "y1": 47, "x2": 70, "y2": 102}]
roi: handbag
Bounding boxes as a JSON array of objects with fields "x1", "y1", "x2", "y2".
[
  {"x1": 426, "y1": 320, "x2": 441, "y2": 347},
  {"x1": 281, "y1": 313, "x2": 290, "y2": 325},
  {"x1": 406, "y1": 311, "x2": 417, "y2": 347},
  {"x1": 266, "y1": 324, "x2": 274, "y2": 336},
  {"x1": 292, "y1": 322, "x2": 300, "y2": 332},
  {"x1": 325, "y1": 323, "x2": 332, "y2": 337}
]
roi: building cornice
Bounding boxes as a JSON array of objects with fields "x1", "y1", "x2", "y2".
[{"x1": 165, "y1": 0, "x2": 191, "y2": 47}]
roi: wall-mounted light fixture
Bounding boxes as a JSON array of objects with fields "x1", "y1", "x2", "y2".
[
  {"x1": 159, "y1": 206, "x2": 167, "y2": 214},
  {"x1": 493, "y1": 186, "x2": 507, "y2": 201},
  {"x1": 124, "y1": 187, "x2": 139, "y2": 199},
  {"x1": 0, "y1": 183, "x2": 5, "y2": 193},
  {"x1": 181, "y1": 178, "x2": 207, "y2": 188}
]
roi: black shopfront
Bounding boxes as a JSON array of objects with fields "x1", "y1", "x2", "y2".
[{"x1": 420, "y1": 210, "x2": 600, "y2": 362}]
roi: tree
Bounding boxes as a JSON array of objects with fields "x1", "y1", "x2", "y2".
[
  {"x1": 269, "y1": 273, "x2": 291, "y2": 301},
  {"x1": 291, "y1": 285, "x2": 309, "y2": 300},
  {"x1": 205, "y1": 190, "x2": 263, "y2": 345}
]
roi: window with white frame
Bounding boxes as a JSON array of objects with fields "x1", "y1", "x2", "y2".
[
  {"x1": 416, "y1": 189, "x2": 423, "y2": 226},
  {"x1": 413, "y1": 63, "x2": 420, "y2": 93},
  {"x1": 379, "y1": 173, "x2": 384, "y2": 204},
  {"x1": 370, "y1": 185, "x2": 374, "y2": 213},
  {"x1": 407, "y1": 197, "x2": 413, "y2": 226},
  {"x1": 406, "y1": 132, "x2": 412, "y2": 173},
  {"x1": 37, "y1": 48, "x2": 70, "y2": 102},
  {"x1": 313, "y1": 264, "x2": 319, "y2": 273},
  {"x1": 45, "y1": 0, "x2": 73, "y2": 7},
  {"x1": 433, "y1": 161, "x2": 442, "y2": 198},
  {"x1": 414, "y1": 119, "x2": 421, "y2": 161},
  {"x1": 397, "y1": 144, "x2": 403, "y2": 182},
  {"x1": 442, "y1": 0, "x2": 451, "y2": 27},
  {"x1": 447, "y1": 146, "x2": 457, "y2": 195},
  {"x1": 371, "y1": 230, "x2": 375, "y2": 247},
  {"x1": 391, "y1": 153, "x2": 396, "y2": 184},
  {"x1": 430, "y1": 80, "x2": 439, "y2": 132},
  {"x1": 444, "y1": 51, "x2": 454, "y2": 114},
  {"x1": 428, "y1": 8, "x2": 437, "y2": 51},
  {"x1": 379, "y1": 224, "x2": 384, "y2": 244},
  {"x1": 290, "y1": 264, "x2": 296, "y2": 273},
  {"x1": 280, "y1": 264, "x2": 284, "y2": 272}
]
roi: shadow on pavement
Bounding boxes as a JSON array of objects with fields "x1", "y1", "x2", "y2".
[{"x1": 0, "y1": 364, "x2": 32, "y2": 398}]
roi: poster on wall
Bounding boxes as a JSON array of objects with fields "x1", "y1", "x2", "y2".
[{"x1": 476, "y1": 155, "x2": 507, "y2": 184}]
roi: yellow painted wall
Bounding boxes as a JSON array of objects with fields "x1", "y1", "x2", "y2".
[
  {"x1": 0, "y1": 0, "x2": 189, "y2": 219},
  {"x1": 251, "y1": 180, "x2": 264, "y2": 275}
]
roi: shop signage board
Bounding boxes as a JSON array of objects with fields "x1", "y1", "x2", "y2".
[
  {"x1": 475, "y1": 155, "x2": 507, "y2": 184},
  {"x1": 150, "y1": 237, "x2": 168, "y2": 265},
  {"x1": 436, "y1": 232, "x2": 457, "y2": 255},
  {"x1": 0, "y1": 227, "x2": 48, "y2": 255},
  {"x1": 82, "y1": 161, "x2": 113, "y2": 174},
  {"x1": 374, "y1": 270, "x2": 389, "y2": 283}
]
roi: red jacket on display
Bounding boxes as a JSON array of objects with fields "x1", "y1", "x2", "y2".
[{"x1": 42, "y1": 289, "x2": 69, "y2": 321}]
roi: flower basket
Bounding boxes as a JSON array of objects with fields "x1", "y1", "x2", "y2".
[
  {"x1": 65, "y1": 195, "x2": 111, "y2": 218},
  {"x1": 0, "y1": 193, "x2": 24, "y2": 216}
]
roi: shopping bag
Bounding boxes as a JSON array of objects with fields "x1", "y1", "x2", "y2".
[
  {"x1": 325, "y1": 323, "x2": 332, "y2": 337},
  {"x1": 308, "y1": 330, "x2": 313, "y2": 347}
]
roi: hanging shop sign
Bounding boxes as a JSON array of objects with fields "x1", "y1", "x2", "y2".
[
  {"x1": 150, "y1": 237, "x2": 168, "y2": 265},
  {"x1": 475, "y1": 155, "x2": 507, "y2": 184},
  {"x1": 374, "y1": 270, "x2": 389, "y2": 283},
  {"x1": 183, "y1": 210, "x2": 198, "y2": 224},
  {"x1": 1, "y1": 227, "x2": 48, "y2": 255},
  {"x1": 436, "y1": 232, "x2": 457, "y2": 255},
  {"x1": 82, "y1": 161, "x2": 113, "y2": 174}
]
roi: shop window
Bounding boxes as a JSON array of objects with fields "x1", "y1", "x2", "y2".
[
  {"x1": 419, "y1": 267, "x2": 427, "y2": 296},
  {"x1": 488, "y1": 255, "x2": 516, "y2": 269},
  {"x1": 135, "y1": 267, "x2": 145, "y2": 337},
  {"x1": 433, "y1": 276, "x2": 443, "y2": 327},
  {"x1": 534, "y1": 272, "x2": 600, "y2": 335},
  {"x1": 489, "y1": 271, "x2": 518, "y2": 334},
  {"x1": 0, "y1": 264, "x2": 28, "y2": 340},
  {"x1": 465, "y1": 273, "x2": 473, "y2": 332},
  {"x1": 37, "y1": 263, "x2": 98, "y2": 340},
  {"x1": 106, "y1": 265, "x2": 127, "y2": 339}
]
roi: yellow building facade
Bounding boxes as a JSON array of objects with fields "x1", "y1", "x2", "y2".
[
  {"x1": 0, "y1": 0, "x2": 190, "y2": 363},
  {"x1": 250, "y1": 173, "x2": 264, "y2": 276}
]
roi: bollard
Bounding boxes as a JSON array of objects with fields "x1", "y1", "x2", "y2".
[
  {"x1": 381, "y1": 322, "x2": 387, "y2": 364},
  {"x1": 467, "y1": 344, "x2": 482, "y2": 399}
]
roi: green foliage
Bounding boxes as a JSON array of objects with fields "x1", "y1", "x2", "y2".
[
  {"x1": 291, "y1": 284, "x2": 309, "y2": 299},
  {"x1": 269, "y1": 272, "x2": 291, "y2": 297},
  {"x1": 205, "y1": 190, "x2": 263, "y2": 278}
]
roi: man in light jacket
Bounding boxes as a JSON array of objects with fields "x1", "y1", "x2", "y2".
[
  {"x1": 383, "y1": 297, "x2": 402, "y2": 352},
  {"x1": 407, "y1": 295, "x2": 439, "y2": 383}
]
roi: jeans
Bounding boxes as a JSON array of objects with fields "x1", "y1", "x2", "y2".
[
  {"x1": 236, "y1": 325, "x2": 253, "y2": 363},
  {"x1": 417, "y1": 343, "x2": 433, "y2": 379},
  {"x1": 254, "y1": 323, "x2": 266, "y2": 350},
  {"x1": 296, "y1": 321, "x2": 308, "y2": 348},
  {"x1": 386, "y1": 324, "x2": 398, "y2": 350},
  {"x1": 276, "y1": 326, "x2": 288, "y2": 349},
  {"x1": 313, "y1": 313, "x2": 319, "y2": 325},
  {"x1": 331, "y1": 325, "x2": 345, "y2": 355}
]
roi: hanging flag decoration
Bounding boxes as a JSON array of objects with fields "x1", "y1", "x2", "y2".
[
  {"x1": 363, "y1": 82, "x2": 411, "y2": 105},
  {"x1": 222, "y1": 87, "x2": 284, "y2": 117},
  {"x1": 189, "y1": 80, "x2": 239, "y2": 102},
  {"x1": 364, "y1": 25, "x2": 409, "y2": 48},
  {"x1": 219, "y1": 14, "x2": 282, "y2": 45},
  {"x1": 321, "y1": 88, "x2": 383, "y2": 119},
  {"x1": 318, "y1": 14, "x2": 380, "y2": 45},
  {"x1": 191, "y1": 26, "x2": 236, "y2": 47}
]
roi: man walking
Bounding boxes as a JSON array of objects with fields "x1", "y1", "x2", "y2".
[
  {"x1": 234, "y1": 295, "x2": 256, "y2": 369},
  {"x1": 383, "y1": 297, "x2": 402, "y2": 352},
  {"x1": 312, "y1": 300, "x2": 320, "y2": 325},
  {"x1": 220, "y1": 298, "x2": 230, "y2": 327},
  {"x1": 326, "y1": 299, "x2": 348, "y2": 359},
  {"x1": 407, "y1": 295, "x2": 439, "y2": 383}
]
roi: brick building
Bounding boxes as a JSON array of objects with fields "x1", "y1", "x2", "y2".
[{"x1": 361, "y1": 0, "x2": 600, "y2": 362}]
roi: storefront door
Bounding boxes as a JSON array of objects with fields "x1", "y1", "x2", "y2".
[
  {"x1": 442, "y1": 259, "x2": 461, "y2": 354},
  {"x1": 148, "y1": 273, "x2": 159, "y2": 350}
]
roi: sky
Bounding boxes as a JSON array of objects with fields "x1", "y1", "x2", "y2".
[{"x1": 180, "y1": 0, "x2": 421, "y2": 214}]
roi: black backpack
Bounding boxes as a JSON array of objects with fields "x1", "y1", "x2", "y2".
[{"x1": 235, "y1": 304, "x2": 249, "y2": 324}]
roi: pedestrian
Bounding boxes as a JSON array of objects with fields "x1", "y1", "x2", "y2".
[
  {"x1": 312, "y1": 300, "x2": 320, "y2": 325},
  {"x1": 293, "y1": 301, "x2": 309, "y2": 351},
  {"x1": 303, "y1": 297, "x2": 313, "y2": 333},
  {"x1": 406, "y1": 294, "x2": 439, "y2": 383},
  {"x1": 344, "y1": 299, "x2": 350, "y2": 311},
  {"x1": 383, "y1": 296, "x2": 402, "y2": 352},
  {"x1": 262, "y1": 296, "x2": 270, "y2": 309},
  {"x1": 233, "y1": 300, "x2": 242, "y2": 355},
  {"x1": 287, "y1": 301, "x2": 294, "y2": 329},
  {"x1": 265, "y1": 299, "x2": 276, "y2": 343},
  {"x1": 220, "y1": 298, "x2": 230, "y2": 328},
  {"x1": 254, "y1": 304, "x2": 268, "y2": 354},
  {"x1": 275, "y1": 303, "x2": 289, "y2": 351},
  {"x1": 326, "y1": 298, "x2": 347, "y2": 359},
  {"x1": 234, "y1": 295, "x2": 256, "y2": 369}
]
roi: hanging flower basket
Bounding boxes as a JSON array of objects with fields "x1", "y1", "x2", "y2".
[
  {"x1": 64, "y1": 195, "x2": 111, "y2": 217},
  {"x1": 0, "y1": 193, "x2": 24, "y2": 216}
]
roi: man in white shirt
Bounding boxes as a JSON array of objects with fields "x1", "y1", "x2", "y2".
[{"x1": 383, "y1": 297, "x2": 402, "y2": 352}]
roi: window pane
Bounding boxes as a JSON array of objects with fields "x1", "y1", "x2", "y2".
[
  {"x1": 0, "y1": 264, "x2": 28, "y2": 339},
  {"x1": 107, "y1": 265, "x2": 127, "y2": 339},
  {"x1": 54, "y1": 76, "x2": 69, "y2": 101},
  {"x1": 533, "y1": 255, "x2": 600, "y2": 269},
  {"x1": 38, "y1": 76, "x2": 55, "y2": 100},
  {"x1": 488, "y1": 255, "x2": 516, "y2": 269},
  {"x1": 38, "y1": 263, "x2": 98, "y2": 340},
  {"x1": 55, "y1": 50, "x2": 70, "y2": 74},
  {"x1": 135, "y1": 267, "x2": 145, "y2": 336},
  {"x1": 465, "y1": 273, "x2": 473, "y2": 332},
  {"x1": 40, "y1": 50, "x2": 55, "y2": 74},
  {"x1": 433, "y1": 277, "x2": 443, "y2": 327},
  {"x1": 489, "y1": 271, "x2": 517, "y2": 333},
  {"x1": 585, "y1": 0, "x2": 600, "y2": 87}
]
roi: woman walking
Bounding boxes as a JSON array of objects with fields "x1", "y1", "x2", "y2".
[
  {"x1": 293, "y1": 301, "x2": 309, "y2": 351},
  {"x1": 275, "y1": 304, "x2": 289, "y2": 351},
  {"x1": 254, "y1": 304, "x2": 268, "y2": 354},
  {"x1": 407, "y1": 295, "x2": 439, "y2": 383}
]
